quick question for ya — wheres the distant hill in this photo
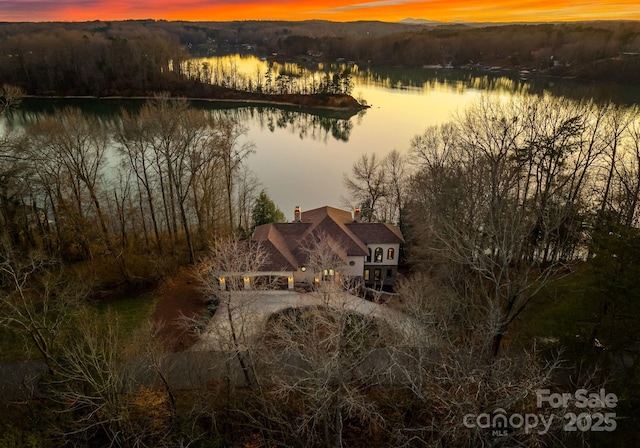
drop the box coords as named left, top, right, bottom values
left=400, top=17, right=501, bottom=28
left=400, top=18, right=543, bottom=27
left=399, top=18, right=444, bottom=26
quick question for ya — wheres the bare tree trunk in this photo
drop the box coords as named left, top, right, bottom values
left=135, top=178, right=151, bottom=252
left=141, top=162, right=163, bottom=252
left=178, top=200, right=195, bottom=264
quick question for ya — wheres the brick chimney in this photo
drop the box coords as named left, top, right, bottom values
left=294, top=206, right=302, bottom=222
left=353, top=207, right=361, bottom=222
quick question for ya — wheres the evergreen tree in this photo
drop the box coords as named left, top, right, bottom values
left=251, top=190, right=286, bottom=230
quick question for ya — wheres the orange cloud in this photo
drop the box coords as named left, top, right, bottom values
left=1, top=0, right=638, bottom=22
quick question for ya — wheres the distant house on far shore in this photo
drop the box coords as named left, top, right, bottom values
left=239, top=205, right=404, bottom=290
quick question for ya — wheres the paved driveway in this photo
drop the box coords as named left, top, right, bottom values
left=192, top=290, right=429, bottom=351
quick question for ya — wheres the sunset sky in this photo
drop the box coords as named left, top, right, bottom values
left=1, top=0, right=639, bottom=23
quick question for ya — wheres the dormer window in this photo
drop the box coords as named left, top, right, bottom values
left=374, top=247, right=383, bottom=263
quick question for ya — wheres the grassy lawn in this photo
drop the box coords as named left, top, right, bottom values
left=511, top=263, right=640, bottom=448
left=511, top=265, right=597, bottom=350
left=512, top=261, right=640, bottom=361
left=0, top=291, right=159, bottom=363
left=93, top=291, right=159, bottom=337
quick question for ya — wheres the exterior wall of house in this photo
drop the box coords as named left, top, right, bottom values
left=290, top=257, right=364, bottom=282
left=293, top=270, right=316, bottom=283
left=345, top=256, right=365, bottom=277
left=363, top=264, right=399, bottom=287
left=218, top=271, right=295, bottom=290
left=366, top=243, right=400, bottom=266
left=363, top=243, right=400, bottom=287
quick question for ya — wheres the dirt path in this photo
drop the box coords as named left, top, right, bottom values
left=152, top=267, right=206, bottom=351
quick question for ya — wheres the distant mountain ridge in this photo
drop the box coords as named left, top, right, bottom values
left=399, top=18, right=444, bottom=25
left=399, top=17, right=481, bottom=26
left=400, top=17, right=551, bottom=26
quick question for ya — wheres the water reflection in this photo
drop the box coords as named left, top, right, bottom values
left=183, top=54, right=533, bottom=97
left=11, top=97, right=360, bottom=144
left=189, top=104, right=359, bottom=143
left=184, top=54, right=640, bottom=106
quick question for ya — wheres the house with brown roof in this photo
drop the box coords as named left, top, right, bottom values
left=249, top=205, right=404, bottom=289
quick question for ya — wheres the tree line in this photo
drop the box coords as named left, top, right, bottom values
left=2, top=20, right=638, bottom=100
left=185, top=58, right=354, bottom=96
left=0, top=22, right=356, bottom=99
left=0, top=26, right=187, bottom=96
left=212, top=21, right=640, bottom=85
left=0, top=88, right=360, bottom=294
left=299, top=22, right=640, bottom=82
left=0, top=93, right=264, bottom=292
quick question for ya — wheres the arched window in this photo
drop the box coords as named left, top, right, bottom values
left=374, top=247, right=383, bottom=263
left=366, top=248, right=371, bottom=262
left=387, top=248, right=395, bottom=260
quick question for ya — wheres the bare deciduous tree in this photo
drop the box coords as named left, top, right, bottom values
left=26, top=108, right=133, bottom=280
left=387, top=272, right=570, bottom=448
left=197, top=237, right=272, bottom=389
left=380, top=149, right=408, bottom=225
left=0, top=84, right=23, bottom=115
left=406, top=94, right=596, bottom=357
left=344, top=150, right=408, bottom=225
left=0, top=256, right=84, bottom=374
left=257, top=303, right=386, bottom=448
left=343, top=152, right=388, bottom=222
left=213, top=118, right=255, bottom=232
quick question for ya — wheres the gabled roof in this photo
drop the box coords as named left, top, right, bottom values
left=346, top=222, right=405, bottom=244
left=253, top=225, right=302, bottom=271
left=258, top=240, right=297, bottom=271
left=252, top=206, right=404, bottom=272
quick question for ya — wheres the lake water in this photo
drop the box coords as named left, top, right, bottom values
left=14, top=54, right=640, bottom=221
left=240, top=82, right=477, bottom=217
left=186, top=55, right=640, bottom=219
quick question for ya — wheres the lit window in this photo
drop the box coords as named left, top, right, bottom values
left=374, top=247, right=383, bottom=263
left=387, top=248, right=395, bottom=260
left=364, top=269, right=370, bottom=281
left=323, top=268, right=335, bottom=281
left=374, top=269, right=381, bottom=281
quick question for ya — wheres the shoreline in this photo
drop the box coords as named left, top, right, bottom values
left=24, top=93, right=370, bottom=113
